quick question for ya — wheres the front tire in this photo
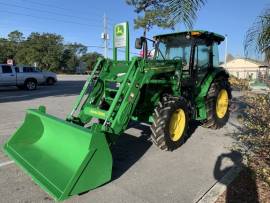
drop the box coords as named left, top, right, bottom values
left=202, top=77, right=231, bottom=129
left=150, top=96, right=190, bottom=151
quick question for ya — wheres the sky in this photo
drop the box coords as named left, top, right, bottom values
left=0, top=0, right=269, bottom=61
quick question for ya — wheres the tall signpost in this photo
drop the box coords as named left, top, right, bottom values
left=113, top=22, right=129, bottom=61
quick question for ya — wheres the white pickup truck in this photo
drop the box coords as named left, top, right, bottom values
left=0, top=64, right=45, bottom=90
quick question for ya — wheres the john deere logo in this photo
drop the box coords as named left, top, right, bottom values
left=116, top=25, right=124, bottom=36
left=114, top=23, right=127, bottom=48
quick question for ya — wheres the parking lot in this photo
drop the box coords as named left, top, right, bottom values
left=0, top=75, right=242, bottom=203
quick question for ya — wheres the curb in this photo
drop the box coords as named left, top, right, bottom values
left=195, top=157, right=248, bottom=203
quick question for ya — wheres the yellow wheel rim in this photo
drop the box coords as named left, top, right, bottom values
left=216, top=89, right=229, bottom=119
left=169, top=108, right=186, bottom=142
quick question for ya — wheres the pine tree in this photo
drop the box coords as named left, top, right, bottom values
left=126, top=0, right=173, bottom=37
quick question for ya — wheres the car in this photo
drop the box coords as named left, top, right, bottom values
left=18, top=66, right=58, bottom=85
left=0, top=64, right=45, bottom=90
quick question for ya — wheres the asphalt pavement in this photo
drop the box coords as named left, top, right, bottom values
left=0, top=75, right=243, bottom=203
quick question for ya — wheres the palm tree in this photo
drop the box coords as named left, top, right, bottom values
left=245, top=7, right=270, bottom=63
left=126, top=0, right=206, bottom=37
left=164, top=0, right=206, bottom=29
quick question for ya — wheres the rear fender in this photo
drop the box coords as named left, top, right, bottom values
left=195, top=68, right=229, bottom=120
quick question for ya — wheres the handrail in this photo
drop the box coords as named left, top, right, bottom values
left=67, top=57, right=103, bottom=120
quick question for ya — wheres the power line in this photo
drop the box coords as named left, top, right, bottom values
left=0, top=24, right=110, bottom=43
left=0, top=40, right=140, bottom=55
left=108, top=48, right=140, bottom=56
left=0, top=24, right=41, bottom=32
left=21, top=0, right=119, bottom=24
left=0, top=1, right=103, bottom=23
left=22, top=0, right=103, bottom=15
left=0, top=9, right=104, bottom=28
left=0, top=41, right=102, bottom=48
left=0, top=40, right=105, bottom=50
left=22, top=0, right=80, bottom=12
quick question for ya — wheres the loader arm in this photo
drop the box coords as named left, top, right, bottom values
left=71, top=57, right=150, bottom=142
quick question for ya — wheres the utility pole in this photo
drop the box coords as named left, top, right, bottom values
left=101, top=13, right=109, bottom=58
left=224, top=34, right=228, bottom=68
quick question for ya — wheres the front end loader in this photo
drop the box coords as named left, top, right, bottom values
left=3, top=22, right=231, bottom=201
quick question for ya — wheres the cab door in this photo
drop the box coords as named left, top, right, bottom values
left=193, top=40, right=211, bottom=85
left=0, top=65, right=16, bottom=85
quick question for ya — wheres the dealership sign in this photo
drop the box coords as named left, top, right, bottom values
left=114, top=22, right=128, bottom=48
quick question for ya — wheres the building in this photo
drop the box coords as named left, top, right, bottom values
left=222, top=58, right=269, bottom=80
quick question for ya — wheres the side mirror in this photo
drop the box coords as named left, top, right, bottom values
left=135, top=38, right=143, bottom=49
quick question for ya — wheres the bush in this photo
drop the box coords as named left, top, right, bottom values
left=238, top=93, right=270, bottom=185
left=229, top=75, right=250, bottom=91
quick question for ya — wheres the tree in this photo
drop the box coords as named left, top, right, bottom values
left=0, top=31, right=25, bottom=63
left=0, top=30, right=104, bottom=72
left=127, top=0, right=174, bottom=36
left=126, top=0, right=206, bottom=36
left=65, top=43, right=87, bottom=56
left=126, top=0, right=174, bottom=36
left=0, top=38, right=11, bottom=63
left=245, top=7, right=270, bottom=63
left=61, top=49, right=79, bottom=71
left=80, top=52, right=103, bottom=71
left=16, top=32, right=64, bottom=71
left=61, top=43, right=87, bottom=71
left=8, top=31, right=25, bottom=63
left=8, top=30, right=24, bottom=43
left=164, top=0, right=206, bottom=29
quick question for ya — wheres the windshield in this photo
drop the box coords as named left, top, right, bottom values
left=155, top=35, right=192, bottom=65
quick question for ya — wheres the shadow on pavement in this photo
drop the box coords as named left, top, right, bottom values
left=186, top=120, right=200, bottom=141
left=111, top=120, right=201, bottom=180
left=214, top=151, right=259, bottom=203
left=79, top=120, right=202, bottom=197
left=111, top=122, right=153, bottom=180
left=0, top=80, right=85, bottom=103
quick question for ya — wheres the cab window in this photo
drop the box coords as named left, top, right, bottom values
left=194, top=42, right=210, bottom=71
left=213, top=42, right=220, bottom=67
left=156, top=35, right=192, bottom=67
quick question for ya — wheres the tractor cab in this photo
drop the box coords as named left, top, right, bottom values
left=153, top=31, right=225, bottom=83
left=136, top=31, right=225, bottom=86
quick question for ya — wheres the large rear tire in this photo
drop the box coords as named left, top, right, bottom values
left=202, top=77, right=231, bottom=129
left=150, top=96, right=190, bottom=151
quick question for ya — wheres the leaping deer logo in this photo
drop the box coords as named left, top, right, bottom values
left=116, top=25, right=124, bottom=36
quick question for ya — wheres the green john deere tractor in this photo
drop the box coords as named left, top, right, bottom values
left=3, top=22, right=231, bottom=201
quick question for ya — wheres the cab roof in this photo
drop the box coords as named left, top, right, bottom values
left=154, top=30, right=225, bottom=43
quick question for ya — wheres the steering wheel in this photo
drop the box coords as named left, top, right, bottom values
left=199, top=62, right=209, bottom=69
left=172, top=56, right=182, bottom=60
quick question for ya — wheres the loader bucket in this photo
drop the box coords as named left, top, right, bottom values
left=3, top=109, right=112, bottom=201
